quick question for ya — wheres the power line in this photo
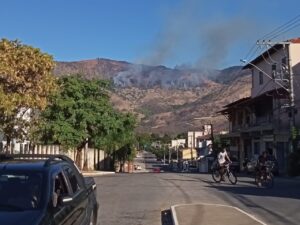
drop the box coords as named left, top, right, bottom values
left=261, top=14, right=300, bottom=40
left=269, top=22, right=300, bottom=40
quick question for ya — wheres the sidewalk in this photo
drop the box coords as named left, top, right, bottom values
left=171, top=203, right=267, bottom=225
left=82, top=171, right=115, bottom=177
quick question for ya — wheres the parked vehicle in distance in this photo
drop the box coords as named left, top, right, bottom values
left=134, top=164, right=142, bottom=170
left=0, top=154, right=98, bottom=225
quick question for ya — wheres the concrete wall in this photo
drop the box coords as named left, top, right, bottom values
left=0, top=143, right=111, bottom=171
left=251, top=47, right=289, bottom=98
left=290, top=44, right=300, bottom=128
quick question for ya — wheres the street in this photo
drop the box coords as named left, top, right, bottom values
left=95, top=160, right=300, bottom=225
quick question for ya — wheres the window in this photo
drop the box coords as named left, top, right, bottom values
left=281, top=57, right=288, bottom=76
left=251, top=69, right=254, bottom=86
left=259, top=71, right=263, bottom=85
left=0, top=171, right=44, bottom=210
left=281, top=57, right=287, bottom=67
left=272, top=64, right=277, bottom=79
left=54, top=172, right=68, bottom=197
left=64, top=167, right=80, bottom=194
left=254, top=142, right=260, bottom=155
left=237, top=111, right=243, bottom=125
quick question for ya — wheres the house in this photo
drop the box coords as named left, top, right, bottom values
left=171, top=139, right=186, bottom=149
left=188, top=125, right=213, bottom=150
left=220, top=38, right=300, bottom=173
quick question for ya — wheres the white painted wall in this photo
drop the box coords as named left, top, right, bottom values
left=171, top=139, right=186, bottom=148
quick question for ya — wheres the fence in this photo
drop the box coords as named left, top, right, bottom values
left=0, top=143, right=111, bottom=171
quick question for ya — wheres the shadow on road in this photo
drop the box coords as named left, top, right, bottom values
left=203, top=179, right=300, bottom=199
left=161, top=209, right=173, bottom=225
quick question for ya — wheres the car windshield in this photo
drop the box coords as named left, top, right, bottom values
left=0, top=171, right=45, bottom=211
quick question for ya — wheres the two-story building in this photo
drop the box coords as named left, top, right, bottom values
left=220, top=38, right=300, bottom=173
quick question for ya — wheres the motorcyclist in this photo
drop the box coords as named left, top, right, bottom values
left=256, top=151, right=268, bottom=186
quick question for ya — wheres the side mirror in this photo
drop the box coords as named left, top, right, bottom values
left=52, top=193, right=73, bottom=208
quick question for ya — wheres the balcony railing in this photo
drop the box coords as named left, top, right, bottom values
left=231, top=114, right=274, bottom=132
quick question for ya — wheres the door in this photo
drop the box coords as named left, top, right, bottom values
left=52, top=171, right=74, bottom=225
left=276, top=142, right=288, bottom=172
left=63, top=166, right=89, bottom=225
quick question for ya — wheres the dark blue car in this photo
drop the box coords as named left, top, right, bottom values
left=0, top=154, right=98, bottom=225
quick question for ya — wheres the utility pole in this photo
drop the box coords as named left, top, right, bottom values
left=168, top=146, right=171, bottom=164
left=190, top=133, right=194, bottom=160
left=176, top=144, right=178, bottom=162
left=163, top=145, right=166, bottom=165
left=287, top=42, right=296, bottom=153
left=210, top=123, right=214, bottom=144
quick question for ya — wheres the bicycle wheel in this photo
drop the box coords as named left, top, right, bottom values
left=228, top=171, right=237, bottom=184
left=212, top=169, right=221, bottom=183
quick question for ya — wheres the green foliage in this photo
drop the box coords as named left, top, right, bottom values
left=176, top=132, right=187, bottom=139
left=0, top=39, right=57, bottom=143
left=39, top=75, right=110, bottom=148
left=38, top=75, right=136, bottom=158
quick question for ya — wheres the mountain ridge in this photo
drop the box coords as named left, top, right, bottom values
left=54, top=58, right=251, bottom=134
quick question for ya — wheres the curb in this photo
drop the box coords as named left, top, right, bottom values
left=170, top=203, right=267, bottom=225
left=171, top=205, right=179, bottom=225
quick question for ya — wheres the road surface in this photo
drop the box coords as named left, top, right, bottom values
left=95, top=154, right=300, bottom=225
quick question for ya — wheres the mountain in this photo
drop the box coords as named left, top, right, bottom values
left=54, top=59, right=251, bottom=135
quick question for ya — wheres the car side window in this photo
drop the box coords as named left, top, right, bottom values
left=63, top=166, right=80, bottom=194
left=54, top=172, right=68, bottom=197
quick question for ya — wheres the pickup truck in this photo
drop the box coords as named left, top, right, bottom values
left=0, top=154, right=98, bottom=225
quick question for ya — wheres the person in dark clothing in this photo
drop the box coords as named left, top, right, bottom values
left=256, top=151, right=268, bottom=186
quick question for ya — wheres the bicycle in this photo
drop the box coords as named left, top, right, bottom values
left=255, top=161, right=274, bottom=188
left=211, top=161, right=237, bottom=184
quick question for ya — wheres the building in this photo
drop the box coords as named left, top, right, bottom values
left=188, top=125, right=213, bottom=149
left=220, top=38, right=300, bottom=173
left=171, top=139, right=186, bottom=148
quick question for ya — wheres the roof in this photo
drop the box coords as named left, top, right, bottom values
left=0, top=160, right=49, bottom=171
left=218, top=97, right=251, bottom=114
left=0, top=154, right=73, bottom=171
left=219, top=88, right=288, bottom=114
left=243, top=38, right=300, bottom=69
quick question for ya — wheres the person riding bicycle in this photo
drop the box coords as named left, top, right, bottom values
left=217, top=147, right=231, bottom=181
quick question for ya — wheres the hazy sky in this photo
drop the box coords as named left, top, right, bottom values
left=1, top=0, right=300, bottom=69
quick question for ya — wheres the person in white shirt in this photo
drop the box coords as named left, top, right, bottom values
left=217, top=147, right=231, bottom=180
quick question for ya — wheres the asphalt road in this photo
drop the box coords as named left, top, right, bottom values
left=95, top=160, right=300, bottom=225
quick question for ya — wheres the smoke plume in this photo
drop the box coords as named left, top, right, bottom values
left=140, top=0, right=260, bottom=68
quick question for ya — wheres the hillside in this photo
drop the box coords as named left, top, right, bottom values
left=54, top=59, right=251, bottom=135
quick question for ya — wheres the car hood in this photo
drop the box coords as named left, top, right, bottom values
left=0, top=210, right=43, bottom=225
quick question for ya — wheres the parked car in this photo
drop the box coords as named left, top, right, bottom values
left=0, top=154, right=98, bottom=225
left=134, top=164, right=142, bottom=170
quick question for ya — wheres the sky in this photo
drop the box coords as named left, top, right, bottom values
left=1, top=0, right=300, bottom=69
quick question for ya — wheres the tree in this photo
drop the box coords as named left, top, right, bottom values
left=39, top=75, right=136, bottom=170
left=93, top=111, right=136, bottom=171
left=0, top=39, right=57, bottom=151
left=39, top=75, right=112, bottom=168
